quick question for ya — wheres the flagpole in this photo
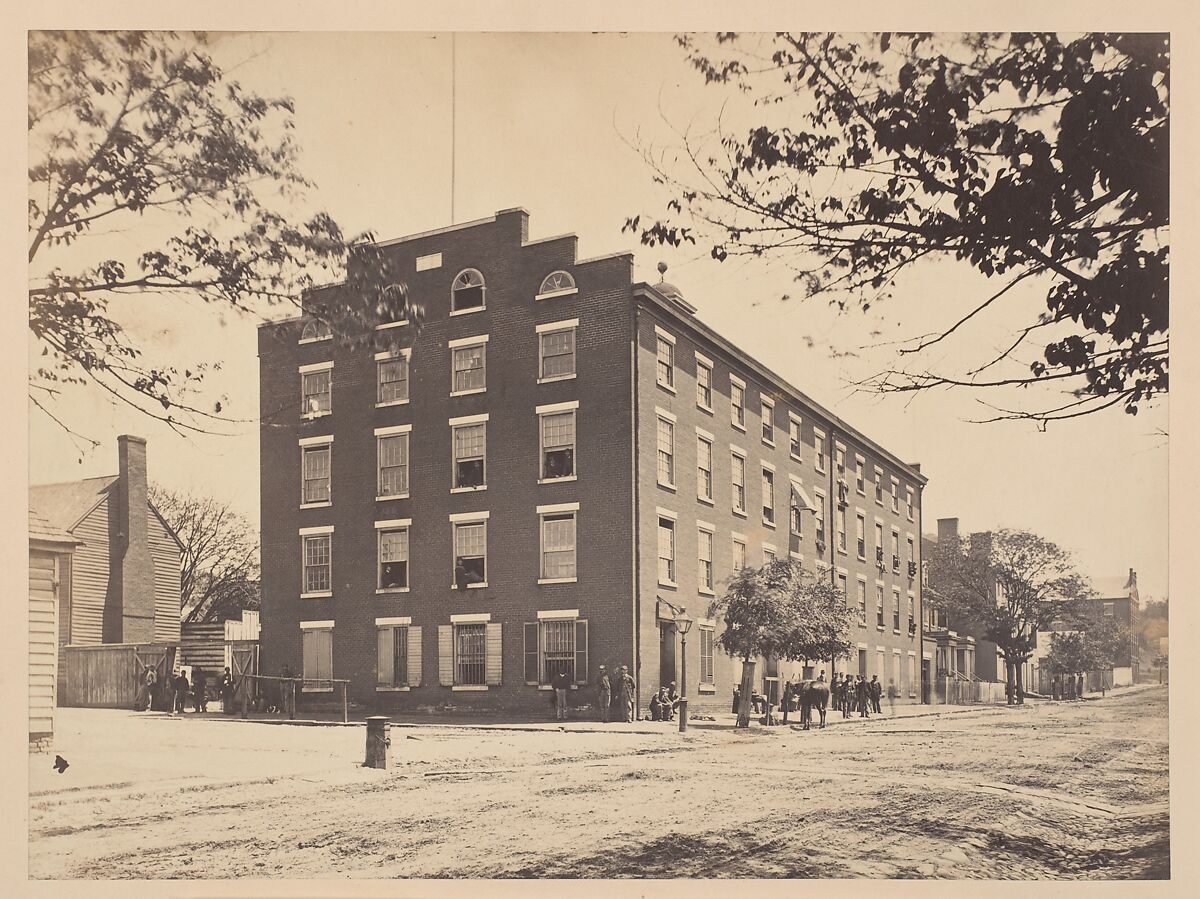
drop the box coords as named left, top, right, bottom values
left=450, top=32, right=456, bottom=225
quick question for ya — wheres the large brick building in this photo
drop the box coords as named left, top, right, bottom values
left=258, top=209, right=928, bottom=715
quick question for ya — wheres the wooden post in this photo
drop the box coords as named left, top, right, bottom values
left=288, top=680, right=296, bottom=720
left=240, top=678, right=249, bottom=718
left=340, top=681, right=348, bottom=723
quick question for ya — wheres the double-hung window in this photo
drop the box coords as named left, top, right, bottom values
left=538, top=402, right=577, bottom=480
left=893, top=589, right=902, bottom=631
left=538, top=320, right=577, bottom=381
left=857, top=579, right=868, bottom=624
left=376, top=426, right=410, bottom=499
left=656, top=412, right=676, bottom=488
left=906, top=485, right=915, bottom=521
left=657, top=512, right=677, bottom=585
left=761, top=397, right=775, bottom=445
left=762, top=465, right=775, bottom=525
left=875, top=468, right=884, bottom=505
left=451, top=416, right=487, bottom=490
left=855, top=455, right=866, bottom=494
left=891, top=477, right=901, bottom=514
left=892, top=529, right=901, bottom=573
left=788, top=415, right=802, bottom=460
left=875, top=522, right=885, bottom=565
left=524, top=615, right=588, bottom=686
left=836, top=505, right=847, bottom=553
left=655, top=328, right=675, bottom=391
left=300, top=362, right=332, bottom=418
left=376, top=351, right=410, bottom=405
left=300, top=526, right=333, bottom=597
left=377, top=524, right=410, bottom=591
left=856, top=513, right=867, bottom=560
left=300, top=439, right=331, bottom=506
left=696, top=432, right=714, bottom=503
left=451, top=337, right=487, bottom=395
left=539, top=504, right=578, bottom=582
left=697, top=526, right=715, bottom=592
left=731, top=450, right=747, bottom=515
left=696, top=354, right=713, bottom=410
left=876, top=584, right=885, bottom=628
left=732, top=535, right=747, bottom=570
left=452, top=514, right=488, bottom=587
left=814, top=428, right=827, bottom=473
left=730, top=376, right=746, bottom=429
left=814, top=492, right=827, bottom=546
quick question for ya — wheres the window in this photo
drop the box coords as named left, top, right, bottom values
left=377, top=432, right=410, bottom=498
left=656, top=416, right=675, bottom=487
left=417, top=252, right=442, bottom=272
left=301, top=367, right=332, bottom=417
left=855, top=456, right=866, bottom=494
left=538, top=324, right=576, bottom=381
left=540, top=407, right=576, bottom=480
left=761, top=398, right=775, bottom=445
left=730, top=379, right=746, bottom=429
left=875, top=468, right=884, bottom=505
left=856, top=513, right=866, bottom=560
left=377, top=354, right=409, bottom=405
left=732, top=536, right=747, bottom=570
left=378, top=527, right=409, bottom=590
left=697, top=434, right=714, bottom=502
left=539, top=270, right=576, bottom=296
left=376, top=622, right=410, bottom=687
left=656, top=333, right=675, bottom=390
left=835, top=446, right=847, bottom=480
left=762, top=468, right=776, bottom=525
left=789, top=416, right=802, bottom=460
left=300, top=318, right=331, bottom=342
left=301, top=625, right=333, bottom=682
left=454, top=520, right=487, bottom=586
left=857, top=579, right=868, bottom=623
left=302, top=534, right=331, bottom=595
left=540, top=510, right=577, bottom=580
left=877, top=584, right=885, bottom=628
left=891, top=477, right=900, bottom=513
left=452, top=421, right=487, bottom=489
left=907, top=595, right=915, bottom=633
left=875, top=522, right=885, bottom=566
left=893, top=590, right=902, bottom=631
left=907, top=537, right=916, bottom=572
left=892, top=530, right=901, bottom=573
left=836, top=505, right=847, bottom=552
left=1103, top=601, right=1115, bottom=618
left=815, top=492, right=826, bottom=546
left=452, top=268, right=485, bottom=313
left=699, top=626, right=715, bottom=687
left=838, top=573, right=848, bottom=600
left=451, top=341, right=486, bottom=394
left=524, top=617, right=588, bottom=685
left=455, top=623, right=487, bottom=685
left=301, top=444, right=331, bottom=505
left=731, top=452, right=747, bottom=514
left=814, top=428, right=826, bottom=473
left=696, top=356, right=713, bottom=410
left=906, top=485, right=915, bottom=521
left=764, top=545, right=777, bottom=564
left=789, top=490, right=803, bottom=537
left=698, top=527, right=714, bottom=592
left=658, top=516, right=676, bottom=584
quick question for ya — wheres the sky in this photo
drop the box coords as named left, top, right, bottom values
left=26, top=31, right=1170, bottom=600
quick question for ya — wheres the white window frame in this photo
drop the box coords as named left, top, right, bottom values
left=450, top=335, right=488, bottom=396
left=376, top=617, right=412, bottom=690
left=300, top=361, right=333, bottom=419
left=906, top=485, right=915, bottom=521
left=761, top=463, right=776, bottom=527
left=761, top=396, right=775, bottom=446
left=732, top=533, right=748, bottom=571
left=788, top=413, right=803, bottom=462
left=695, top=352, right=714, bottom=413
left=376, top=521, right=411, bottom=593
left=763, top=542, right=778, bottom=565
left=891, top=476, right=901, bottom=514
left=696, top=429, right=714, bottom=504
left=536, top=319, right=578, bottom=383
left=855, top=454, right=866, bottom=495
left=450, top=414, right=488, bottom=492
left=875, top=467, right=885, bottom=505
left=698, top=623, right=716, bottom=691
left=856, top=511, right=867, bottom=561
left=877, top=582, right=886, bottom=629
left=655, top=326, right=676, bottom=392
left=538, top=502, right=579, bottom=584
left=375, top=425, right=411, bottom=500
left=730, top=448, right=747, bottom=516
left=730, top=375, right=746, bottom=431
left=300, top=525, right=334, bottom=599
left=656, top=410, right=676, bottom=489
left=536, top=270, right=577, bottom=301
left=375, top=349, right=411, bottom=407
left=657, top=508, right=678, bottom=587
left=451, top=267, right=486, bottom=315
left=299, top=437, right=332, bottom=508
left=451, top=512, right=490, bottom=589
left=814, top=427, right=827, bottom=474
left=814, top=490, right=827, bottom=547
left=538, top=401, right=578, bottom=483
left=697, top=524, right=715, bottom=594
left=836, top=503, right=847, bottom=554
left=299, top=318, right=332, bottom=344
left=300, top=621, right=334, bottom=690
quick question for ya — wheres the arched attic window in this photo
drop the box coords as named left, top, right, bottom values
left=538, top=270, right=576, bottom=297
left=300, top=318, right=332, bottom=342
left=451, top=268, right=486, bottom=313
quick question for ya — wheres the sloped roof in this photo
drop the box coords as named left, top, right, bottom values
left=29, top=475, right=118, bottom=533
left=28, top=511, right=81, bottom=547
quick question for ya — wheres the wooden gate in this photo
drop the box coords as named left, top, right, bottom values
left=230, top=641, right=259, bottom=705
left=63, top=643, right=175, bottom=708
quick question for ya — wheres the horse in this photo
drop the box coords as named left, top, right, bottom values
left=796, top=679, right=830, bottom=730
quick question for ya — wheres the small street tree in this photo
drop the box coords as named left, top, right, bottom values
left=709, top=559, right=855, bottom=727
left=149, top=485, right=259, bottom=625
left=928, top=528, right=1090, bottom=703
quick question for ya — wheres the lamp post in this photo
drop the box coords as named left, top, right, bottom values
left=675, top=610, right=693, bottom=733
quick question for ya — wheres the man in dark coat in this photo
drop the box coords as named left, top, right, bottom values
left=553, top=667, right=571, bottom=720
left=173, top=670, right=190, bottom=714
left=615, top=666, right=635, bottom=722
left=870, top=675, right=882, bottom=714
left=857, top=675, right=870, bottom=718
left=596, top=666, right=611, bottom=723
left=192, top=666, right=209, bottom=713
left=220, top=667, right=235, bottom=714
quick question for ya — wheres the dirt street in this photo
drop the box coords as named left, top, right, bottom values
left=29, top=686, right=1169, bottom=879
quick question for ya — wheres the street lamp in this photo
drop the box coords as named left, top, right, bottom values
left=675, top=610, right=693, bottom=733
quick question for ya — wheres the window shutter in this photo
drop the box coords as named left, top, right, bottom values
left=377, top=627, right=393, bottom=686
left=407, top=626, right=422, bottom=687
left=574, top=619, right=589, bottom=684
left=317, top=629, right=333, bottom=681
left=486, top=622, right=503, bottom=686
left=524, top=622, right=539, bottom=685
left=302, top=630, right=316, bottom=680
left=438, top=625, right=454, bottom=686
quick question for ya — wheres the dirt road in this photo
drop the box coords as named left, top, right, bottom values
left=29, top=687, right=1169, bottom=879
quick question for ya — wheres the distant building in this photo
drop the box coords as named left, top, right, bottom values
left=29, top=435, right=183, bottom=698
left=257, top=209, right=928, bottom=715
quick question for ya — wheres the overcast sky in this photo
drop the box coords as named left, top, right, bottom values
left=27, top=31, right=1170, bottom=600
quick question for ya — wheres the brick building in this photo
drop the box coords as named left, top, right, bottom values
left=258, top=209, right=928, bottom=715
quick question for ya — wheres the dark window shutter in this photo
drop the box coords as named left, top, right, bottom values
left=574, top=619, right=589, bottom=684
left=524, top=622, right=539, bottom=684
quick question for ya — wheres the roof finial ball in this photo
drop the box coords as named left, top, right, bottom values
left=657, top=261, right=669, bottom=279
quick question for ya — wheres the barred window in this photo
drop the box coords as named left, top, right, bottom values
left=302, top=445, right=331, bottom=504
left=378, top=357, right=409, bottom=404
left=540, top=411, right=576, bottom=479
left=452, top=344, right=486, bottom=393
left=541, top=619, right=575, bottom=684
left=455, top=623, right=487, bottom=685
left=697, top=436, right=713, bottom=501
left=658, top=516, right=676, bottom=584
left=303, top=535, right=331, bottom=594
left=302, top=369, right=331, bottom=416
left=377, top=434, right=409, bottom=497
left=539, top=328, right=576, bottom=380
left=378, top=528, right=409, bottom=590
left=453, top=423, right=486, bottom=489
left=698, top=528, right=714, bottom=591
left=656, top=417, right=675, bottom=486
left=540, top=512, right=577, bottom=580
left=454, top=522, right=487, bottom=585
left=699, top=626, right=715, bottom=685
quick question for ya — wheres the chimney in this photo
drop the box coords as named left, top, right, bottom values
left=496, top=207, right=530, bottom=244
left=937, top=518, right=959, bottom=543
left=113, top=436, right=156, bottom=643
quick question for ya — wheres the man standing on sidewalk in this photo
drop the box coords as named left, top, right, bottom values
left=870, top=675, right=882, bottom=714
left=857, top=675, right=870, bottom=718
left=596, top=666, right=611, bottom=723
left=553, top=667, right=571, bottom=720
left=887, top=679, right=898, bottom=715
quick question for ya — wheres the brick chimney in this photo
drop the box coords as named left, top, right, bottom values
left=111, top=435, right=156, bottom=643
left=937, top=518, right=959, bottom=543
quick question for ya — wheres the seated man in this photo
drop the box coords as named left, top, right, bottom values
left=664, top=682, right=680, bottom=721
left=648, top=691, right=664, bottom=721
left=751, top=690, right=768, bottom=714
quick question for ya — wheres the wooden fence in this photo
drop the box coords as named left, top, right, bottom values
left=62, top=643, right=175, bottom=708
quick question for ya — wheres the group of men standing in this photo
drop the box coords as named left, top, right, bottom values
left=589, top=665, right=635, bottom=722
left=832, top=673, right=883, bottom=718
left=136, top=664, right=236, bottom=714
